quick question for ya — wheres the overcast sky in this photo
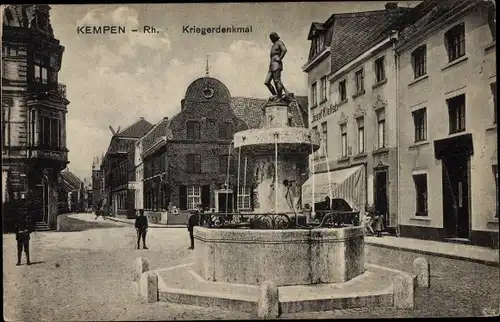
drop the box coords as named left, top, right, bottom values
left=49, top=2, right=419, bottom=180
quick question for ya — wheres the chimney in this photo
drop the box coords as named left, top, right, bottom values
left=385, top=2, right=398, bottom=10
left=163, top=116, right=168, bottom=120
left=140, top=117, right=144, bottom=120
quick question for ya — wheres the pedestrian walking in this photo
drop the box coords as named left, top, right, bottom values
left=187, top=204, right=203, bottom=250
left=14, top=193, right=34, bottom=266
left=373, top=213, right=384, bottom=237
left=94, top=203, right=102, bottom=220
left=135, top=209, right=148, bottom=249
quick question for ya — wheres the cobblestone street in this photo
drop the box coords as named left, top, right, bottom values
left=3, top=213, right=499, bottom=320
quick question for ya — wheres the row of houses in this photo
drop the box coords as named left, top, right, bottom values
left=91, top=1, right=497, bottom=248
left=91, top=76, right=308, bottom=220
left=303, top=0, right=497, bottom=248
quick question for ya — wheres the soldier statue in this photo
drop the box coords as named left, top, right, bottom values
left=265, top=32, right=289, bottom=101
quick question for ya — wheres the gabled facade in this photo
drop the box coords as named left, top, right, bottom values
left=2, top=5, right=70, bottom=230
left=396, top=0, right=497, bottom=248
left=101, top=117, right=153, bottom=216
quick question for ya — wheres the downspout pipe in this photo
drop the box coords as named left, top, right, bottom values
left=391, top=31, right=401, bottom=237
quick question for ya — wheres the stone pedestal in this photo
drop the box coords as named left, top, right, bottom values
left=233, top=99, right=320, bottom=214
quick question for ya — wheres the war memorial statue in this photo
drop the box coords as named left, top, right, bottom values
left=265, top=32, right=290, bottom=101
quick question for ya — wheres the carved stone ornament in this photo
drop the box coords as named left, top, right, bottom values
left=337, top=112, right=348, bottom=125
left=373, top=94, right=388, bottom=110
left=353, top=104, right=367, bottom=119
left=202, top=86, right=214, bottom=99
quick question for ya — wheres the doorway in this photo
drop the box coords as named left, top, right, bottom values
left=442, top=155, right=470, bottom=239
left=374, top=169, right=389, bottom=228
left=218, top=192, right=234, bottom=212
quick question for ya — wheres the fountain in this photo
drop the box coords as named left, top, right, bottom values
left=152, top=96, right=416, bottom=317
left=148, top=38, right=416, bottom=317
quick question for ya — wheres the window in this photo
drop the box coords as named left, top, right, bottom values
left=321, top=122, right=328, bottom=156
left=2, top=105, right=9, bottom=147
left=186, top=121, right=200, bottom=140
left=445, top=23, right=465, bottom=62
left=412, top=108, right=427, bottom=142
left=492, top=82, right=497, bottom=124
left=311, top=82, right=318, bottom=106
left=219, top=122, right=233, bottom=140
left=411, top=45, right=427, bottom=79
left=219, top=155, right=229, bottom=173
left=33, top=53, right=49, bottom=84
left=340, top=124, right=347, bottom=157
left=413, top=174, right=428, bottom=216
left=186, top=154, right=201, bottom=173
left=374, top=56, right=386, bottom=83
left=339, top=79, right=347, bottom=101
left=357, top=117, right=365, bottom=154
left=447, top=94, right=466, bottom=133
left=320, top=76, right=327, bottom=102
left=354, top=69, right=364, bottom=94
left=376, top=109, right=386, bottom=149
left=312, top=34, right=324, bottom=56
left=237, top=186, right=251, bottom=210
left=312, top=126, right=318, bottom=158
left=494, top=165, right=498, bottom=218
left=187, top=186, right=201, bottom=210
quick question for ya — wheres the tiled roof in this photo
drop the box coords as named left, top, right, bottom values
left=107, top=137, right=138, bottom=154
left=326, top=7, right=413, bottom=75
left=230, top=97, right=268, bottom=129
left=230, top=96, right=309, bottom=129
left=142, top=117, right=170, bottom=153
left=396, top=0, right=482, bottom=51
left=116, top=118, right=154, bottom=138
left=60, top=171, right=82, bottom=191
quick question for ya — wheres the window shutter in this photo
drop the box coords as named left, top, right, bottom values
left=250, top=184, right=255, bottom=210
left=179, top=185, right=187, bottom=210
left=219, top=123, right=224, bottom=139
left=201, top=185, right=210, bottom=209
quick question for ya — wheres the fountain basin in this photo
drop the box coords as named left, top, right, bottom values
left=233, top=127, right=320, bottom=155
left=194, top=226, right=365, bottom=286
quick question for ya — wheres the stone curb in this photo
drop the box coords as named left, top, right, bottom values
left=106, top=216, right=186, bottom=228
left=365, top=240, right=499, bottom=267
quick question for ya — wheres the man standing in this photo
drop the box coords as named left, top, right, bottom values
left=14, top=193, right=34, bottom=266
left=135, top=209, right=148, bottom=249
left=265, top=32, right=288, bottom=99
left=187, top=204, right=203, bottom=250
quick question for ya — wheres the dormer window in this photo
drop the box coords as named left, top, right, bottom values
left=311, top=33, right=324, bottom=56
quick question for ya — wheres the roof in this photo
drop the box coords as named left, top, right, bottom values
left=230, top=97, right=268, bottom=129
left=230, top=95, right=309, bottom=129
left=395, top=0, right=483, bottom=52
left=142, top=117, right=170, bottom=153
left=60, top=171, right=83, bottom=191
left=328, top=7, right=413, bottom=74
left=116, top=117, right=154, bottom=138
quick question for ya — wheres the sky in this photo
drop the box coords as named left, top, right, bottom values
left=48, top=2, right=420, bottom=180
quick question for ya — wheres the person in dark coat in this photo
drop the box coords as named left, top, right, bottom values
left=187, top=204, right=203, bottom=250
left=14, top=193, right=34, bottom=266
left=134, top=209, right=148, bottom=249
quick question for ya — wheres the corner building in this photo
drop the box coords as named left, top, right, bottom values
left=2, top=5, right=69, bottom=230
left=302, top=3, right=413, bottom=231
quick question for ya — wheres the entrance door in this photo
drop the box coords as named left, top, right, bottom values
left=218, top=192, right=233, bottom=212
left=442, top=155, right=470, bottom=239
left=374, top=170, right=389, bottom=228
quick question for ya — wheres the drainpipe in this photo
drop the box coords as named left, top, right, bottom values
left=392, top=33, right=401, bottom=238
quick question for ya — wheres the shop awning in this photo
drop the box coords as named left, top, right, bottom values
left=301, top=165, right=366, bottom=213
